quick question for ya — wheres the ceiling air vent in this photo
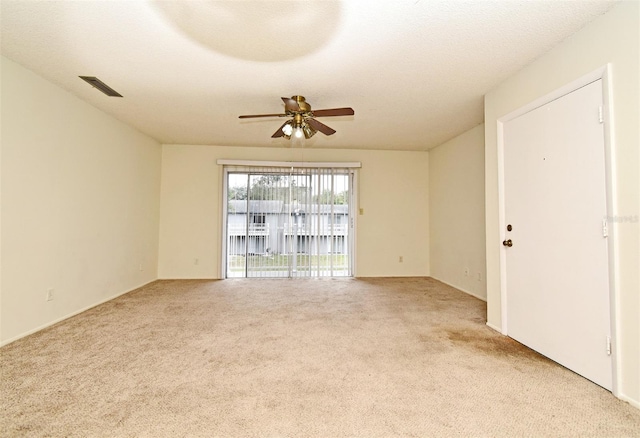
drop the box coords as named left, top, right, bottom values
left=79, top=76, right=123, bottom=97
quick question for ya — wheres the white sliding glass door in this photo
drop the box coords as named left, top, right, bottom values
left=224, top=166, right=355, bottom=278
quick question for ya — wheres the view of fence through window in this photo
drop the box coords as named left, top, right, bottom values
left=225, top=167, right=353, bottom=278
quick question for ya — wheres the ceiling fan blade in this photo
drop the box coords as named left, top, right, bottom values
left=239, top=113, right=285, bottom=119
left=281, top=97, right=301, bottom=112
left=307, top=118, right=336, bottom=136
left=311, top=107, right=354, bottom=117
left=271, top=121, right=290, bottom=138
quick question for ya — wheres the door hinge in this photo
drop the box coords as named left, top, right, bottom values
left=598, top=106, right=604, bottom=124
left=606, top=336, right=612, bottom=356
left=602, top=218, right=608, bottom=237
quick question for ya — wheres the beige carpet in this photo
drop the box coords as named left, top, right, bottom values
left=1, top=277, right=639, bottom=437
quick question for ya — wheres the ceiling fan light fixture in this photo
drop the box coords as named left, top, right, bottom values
left=282, top=122, right=293, bottom=137
left=291, top=125, right=305, bottom=148
left=302, top=123, right=317, bottom=139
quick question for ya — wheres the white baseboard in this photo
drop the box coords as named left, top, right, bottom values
left=429, top=276, right=487, bottom=302
left=0, top=279, right=157, bottom=347
left=619, top=394, right=640, bottom=410
left=485, top=321, right=504, bottom=334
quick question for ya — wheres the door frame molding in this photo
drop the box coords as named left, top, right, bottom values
left=496, top=64, right=619, bottom=396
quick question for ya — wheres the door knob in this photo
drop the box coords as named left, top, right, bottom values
left=503, top=239, right=513, bottom=247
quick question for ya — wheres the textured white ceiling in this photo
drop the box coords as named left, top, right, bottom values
left=1, top=0, right=618, bottom=151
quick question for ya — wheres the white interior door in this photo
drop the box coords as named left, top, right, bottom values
left=503, top=79, right=612, bottom=390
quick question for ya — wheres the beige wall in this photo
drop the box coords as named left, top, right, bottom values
left=158, top=145, right=429, bottom=279
left=0, top=65, right=3, bottom=339
left=429, top=124, right=486, bottom=300
left=484, top=2, right=639, bottom=406
left=1, top=56, right=162, bottom=344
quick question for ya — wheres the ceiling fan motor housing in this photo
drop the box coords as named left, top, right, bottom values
left=291, top=95, right=311, bottom=113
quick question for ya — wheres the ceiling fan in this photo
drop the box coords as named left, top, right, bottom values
left=239, top=96, right=354, bottom=142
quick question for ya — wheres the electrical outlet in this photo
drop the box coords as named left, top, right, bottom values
left=464, top=267, right=470, bottom=276
left=46, top=289, right=54, bottom=301
left=139, top=263, right=143, bottom=271
left=399, top=256, right=404, bottom=263
left=359, top=208, right=364, bottom=215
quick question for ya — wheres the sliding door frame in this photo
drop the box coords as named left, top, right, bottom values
left=219, top=160, right=360, bottom=279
